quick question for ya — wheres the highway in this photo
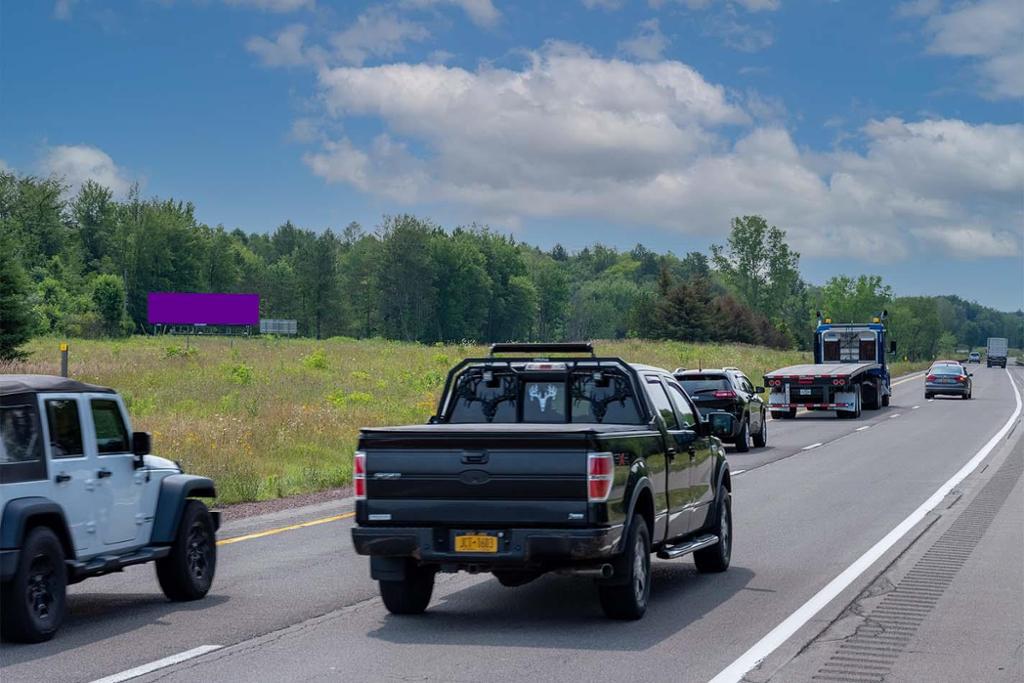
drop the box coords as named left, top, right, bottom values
left=2, top=365, right=1021, bottom=683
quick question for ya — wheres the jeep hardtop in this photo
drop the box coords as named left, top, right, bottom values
left=0, top=374, right=219, bottom=642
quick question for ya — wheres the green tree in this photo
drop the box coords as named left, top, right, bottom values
left=711, top=215, right=801, bottom=322
left=92, top=274, right=128, bottom=336
left=819, top=274, right=892, bottom=323
left=0, top=232, right=35, bottom=360
left=652, top=276, right=714, bottom=342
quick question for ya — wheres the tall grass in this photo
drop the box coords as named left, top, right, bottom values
left=6, top=337, right=928, bottom=504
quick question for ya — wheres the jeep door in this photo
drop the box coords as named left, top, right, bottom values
left=40, top=394, right=97, bottom=555
left=665, top=381, right=716, bottom=533
left=644, top=375, right=695, bottom=541
left=86, top=394, right=145, bottom=547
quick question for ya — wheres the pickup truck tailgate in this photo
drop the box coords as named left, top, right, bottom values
left=358, top=425, right=595, bottom=527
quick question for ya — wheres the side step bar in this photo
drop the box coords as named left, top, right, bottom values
left=657, top=534, right=719, bottom=560
left=67, top=545, right=172, bottom=581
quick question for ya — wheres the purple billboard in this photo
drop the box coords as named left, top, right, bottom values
left=147, top=293, right=260, bottom=326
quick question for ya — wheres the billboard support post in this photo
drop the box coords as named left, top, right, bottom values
left=59, top=342, right=69, bottom=377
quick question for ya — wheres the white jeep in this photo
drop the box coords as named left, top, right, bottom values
left=0, top=375, right=219, bottom=643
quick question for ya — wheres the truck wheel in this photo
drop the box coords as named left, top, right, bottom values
left=694, top=490, right=732, bottom=574
left=379, top=562, right=436, bottom=615
left=598, top=514, right=650, bottom=620
left=752, top=413, right=767, bottom=448
left=734, top=418, right=751, bottom=452
left=863, top=382, right=880, bottom=410
left=882, top=393, right=890, bottom=407
left=156, top=500, right=217, bottom=602
left=0, top=527, right=67, bottom=643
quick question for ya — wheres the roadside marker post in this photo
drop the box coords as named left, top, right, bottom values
left=60, top=342, right=69, bottom=377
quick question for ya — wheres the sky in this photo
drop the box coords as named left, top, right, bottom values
left=1, top=0, right=1022, bottom=311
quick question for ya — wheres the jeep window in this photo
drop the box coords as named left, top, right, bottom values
left=645, top=377, right=679, bottom=430
left=45, top=399, right=85, bottom=458
left=0, top=403, right=43, bottom=464
left=679, top=376, right=730, bottom=395
left=665, top=382, right=697, bottom=428
left=91, top=399, right=130, bottom=454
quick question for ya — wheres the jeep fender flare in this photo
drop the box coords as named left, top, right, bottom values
left=150, top=474, right=217, bottom=545
left=0, top=497, right=76, bottom=562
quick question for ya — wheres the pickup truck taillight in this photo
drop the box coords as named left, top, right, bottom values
left=354, top=451, right=366, bottom=500
left=588, top=452, right=614, bottom=502
left=714, top=390, right=737, bottom=399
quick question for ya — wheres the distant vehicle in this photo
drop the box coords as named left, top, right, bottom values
left=763, top=313, right=895, bottom=419
left=987, top=337, right=1008, bottom=368
left=674, top=368, right=766, bottom=452
left=968, top=351, right=981, bottom=364
left=925, top=364, right=973, bottom=400
left=1, top=376, right=219, bottom=643
left=351, top=343, right=736, bottom=621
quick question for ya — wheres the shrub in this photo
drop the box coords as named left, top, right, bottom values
left=302, top=348, right=329, bottom=370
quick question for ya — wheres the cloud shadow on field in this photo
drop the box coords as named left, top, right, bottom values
left=369, top=563, right=755, bottom=652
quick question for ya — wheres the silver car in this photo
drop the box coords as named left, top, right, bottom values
left=924, top=363, right=973, bottom=400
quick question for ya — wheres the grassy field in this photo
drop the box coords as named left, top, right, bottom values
left=6, top=337, right=928, bottom=504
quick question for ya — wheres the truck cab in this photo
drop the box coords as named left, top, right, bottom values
left=814, top=318, right=893, bottom=393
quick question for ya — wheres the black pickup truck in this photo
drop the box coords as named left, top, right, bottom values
left=351, top=343, right=736, bottom=620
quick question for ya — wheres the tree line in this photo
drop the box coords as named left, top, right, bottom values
left=1, top=171, right=1021, bottom=361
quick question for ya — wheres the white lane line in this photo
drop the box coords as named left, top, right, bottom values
left=855, top=426, right=871, bottom=432
left=928, top=399, right=935, bottom=402
left=891, top=372, right=926, bottom=387
left=708, top=368, right=1022, bottom=683
left=802, top=442, right=822, bottom=451
left=889, top=413, right=901, bottom=419
left=733, top=469, right=747, bottom=475
left=912, top=405, right=920, bottom=410
left=89, top=645, right=222, bottom=683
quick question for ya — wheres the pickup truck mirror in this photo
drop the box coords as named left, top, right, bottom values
left=755, top=386, right=765, bottom=394
left=131, top=431, right=151, bottom=468
left=889, top=340, right=897, bottom=354
left=707, top=412, right=735, bottom=439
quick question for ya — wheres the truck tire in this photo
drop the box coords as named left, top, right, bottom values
left=863, top=382, right=880, bottom=410
left=598, top=514, right=650, bottom=620
left=694, top=490, right=732, bottom=574
left=752, top=413, right=767, bottom=448
left=156, top=500, right=217, bottom=602
left=882, top=392, right=890, bottom=407
left=0, top=527, right=67, bottom=643
left=772, top=407, right=797, bottom=420
left=379, top=562, right=436, bottom=615
left=734, top=418, right=751, bottom=452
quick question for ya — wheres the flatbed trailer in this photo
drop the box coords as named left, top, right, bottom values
left=764, top=317, right=895, bottom=419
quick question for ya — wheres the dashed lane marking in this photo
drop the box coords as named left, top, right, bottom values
left=732, top=469, right=747, bottom=476
left=216, top=512, right=355, bottom=546
left=802, top=442, right=823, bottom=451
left=912, top=405, right=920, bottom=410
left=855, top=426, right=871, bottom=432
left=890, top=413, right=901, bottom=419
left=89, top=645, right=223, bottom=683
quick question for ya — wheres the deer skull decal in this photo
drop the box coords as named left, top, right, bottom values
left=529, top=384, right=559, bottom=413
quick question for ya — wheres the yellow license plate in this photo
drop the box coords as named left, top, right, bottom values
left=454, top=534, right=498, bottom=553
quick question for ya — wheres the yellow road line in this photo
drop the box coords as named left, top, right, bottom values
left=216, top=511, right=355, bottom=546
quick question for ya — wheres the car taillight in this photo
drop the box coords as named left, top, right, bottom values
left=958, top=375, right=967, bottom=383
left=587, top=452, right=614, bottom=502
left=354, top=451, right=366, bottom=500
left=926, top=374, right=936, bottom=382
left=714, top=390, right=736, bottom=398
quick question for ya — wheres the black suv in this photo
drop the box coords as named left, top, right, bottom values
left=674, top=368, right=766, bottom=452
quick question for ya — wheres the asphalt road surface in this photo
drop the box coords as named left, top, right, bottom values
left=2, top=366, right=1021, bottom=683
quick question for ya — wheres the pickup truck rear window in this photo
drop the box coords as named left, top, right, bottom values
left=447, top=368, right=642, bottom=424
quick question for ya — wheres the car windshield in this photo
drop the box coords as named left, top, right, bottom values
left=678, top=377, right=731, bottom=395
left=447, top=367, right=643, bottom=424
left=930, top=365, right=963, bottom=375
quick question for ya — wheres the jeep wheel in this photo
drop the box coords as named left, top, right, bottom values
left=379, top=561, right=436, bottom=614
left=752, top=414, right=767, bottom=448
left=598, top=514, right=650, bottom=620
left=156, top=500, right=217, bottom=601
left=734, top=418, right=751, bottom=452
left=694, top=490, right=732, bottom=574
left=1, top=527, right=67, bottom=643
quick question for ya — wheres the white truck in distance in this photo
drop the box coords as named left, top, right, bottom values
left=986, top=337, right=1008, bottom=368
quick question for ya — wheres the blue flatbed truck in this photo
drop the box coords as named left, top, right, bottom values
left=764, top=314, right=896, bottom=419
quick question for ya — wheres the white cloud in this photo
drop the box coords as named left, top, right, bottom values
left=246, top=24, right=310, bottom=67
left=583, top=0, right=626, bottom=9
left=53, top=0, right=77, bottom=20
left=651, top=0, right=780, bottom=12
left=618, top=19, right=670, bottom=60
left=895, top=0, right=941, bottom=18
left=705, top=8, right=774, bottom=52
left=302, top=46, right=1022, bottom=262
left=223, top=0, right=313, bottom=12
left=331, top=8, right=430, bottom=66
left=0, top=159, right=9, bottom=173
left=923, top=0, right=1024, bottom=98
left=39, top=145, right=133, bottom=198
left=403, top=0, right=500, bottom=28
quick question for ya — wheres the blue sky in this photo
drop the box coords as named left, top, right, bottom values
left=2, top=0, right=1022, bottom=310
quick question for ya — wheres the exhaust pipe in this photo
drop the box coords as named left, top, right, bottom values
left=558, top=563, right=614, bottom=579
